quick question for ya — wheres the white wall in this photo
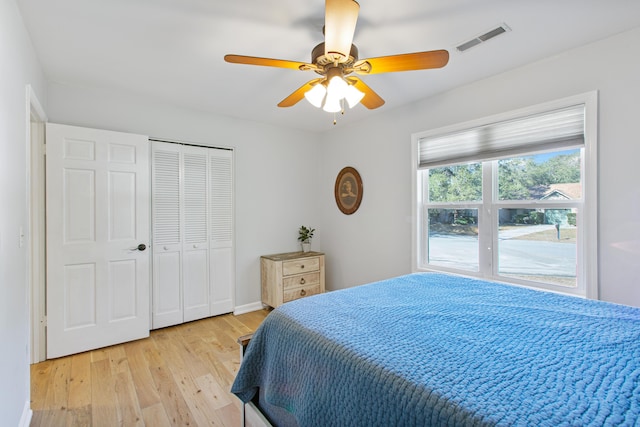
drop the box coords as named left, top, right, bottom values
left=0, top=0, right=47, bottom=424
left=319, top=26, right=640, bottom=307
left=46, top=82, right=322, bottom=308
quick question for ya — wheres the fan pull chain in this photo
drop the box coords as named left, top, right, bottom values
left=331, top=100, right=347, bottom=125
left=333, top=99, right=346, bottom=125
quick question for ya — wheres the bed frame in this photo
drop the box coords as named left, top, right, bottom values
left=237, top=334, right=273, bottom=427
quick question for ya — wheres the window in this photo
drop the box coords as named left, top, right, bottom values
left=412, top=93, right=598, bottom=298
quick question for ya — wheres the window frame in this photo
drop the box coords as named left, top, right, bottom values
left=411, top=92, right=598, bottom=298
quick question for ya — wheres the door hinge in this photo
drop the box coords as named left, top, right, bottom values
left=41, top=315, right=47, bottom=327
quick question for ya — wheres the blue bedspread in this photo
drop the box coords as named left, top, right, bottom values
left=231, top=273, right=640, bottom=426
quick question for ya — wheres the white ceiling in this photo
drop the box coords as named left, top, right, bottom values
left=17, top=0, right=640, bottom=133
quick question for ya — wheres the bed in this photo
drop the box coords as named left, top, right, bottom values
left=231, top=272, right=640, bottom=426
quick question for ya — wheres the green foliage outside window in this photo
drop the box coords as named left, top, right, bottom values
left=428, top=164, right=482, bottom=202
left=512, top=211, right=545, bottom=224
left=428, top=150, right=580, bottom=203
left=498, top=152, right=580, bottom=200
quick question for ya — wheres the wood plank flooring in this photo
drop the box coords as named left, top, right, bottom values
left=30, top=309, right=270, bottom=427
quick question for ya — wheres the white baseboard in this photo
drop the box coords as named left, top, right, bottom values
left=19, top=400, right=32, bottom=427
left=234, top=301, right=266, bottom=316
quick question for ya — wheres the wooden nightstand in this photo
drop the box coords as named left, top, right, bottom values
left=260, top=251, right=325, bottom=308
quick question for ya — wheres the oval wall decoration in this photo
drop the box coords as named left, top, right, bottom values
left=334, top=166, right=363, bottom=215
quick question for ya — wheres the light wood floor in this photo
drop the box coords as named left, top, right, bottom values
left=30, top=309, right=270, bottom=427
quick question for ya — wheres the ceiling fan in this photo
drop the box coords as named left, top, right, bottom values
left=224, top=0, right=449, bottom=115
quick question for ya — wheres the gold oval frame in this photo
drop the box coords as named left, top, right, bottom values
left=334, top=166, right=363, bottom=215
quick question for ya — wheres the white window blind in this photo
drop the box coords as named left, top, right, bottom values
left=418, top=105, right=585, bottom=169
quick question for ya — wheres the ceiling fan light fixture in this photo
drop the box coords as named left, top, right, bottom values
left=304, top=83, right=327, bottom=108
left=327, top=74, right=349, bottom=99
left=344, top=84, right=364, bottom=108
left=305, top=69, right=364, bottom=111
left=322, top=93, right=342, bottom=113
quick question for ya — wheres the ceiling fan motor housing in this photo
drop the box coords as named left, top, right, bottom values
left=312, top=42, right=359, bottom=73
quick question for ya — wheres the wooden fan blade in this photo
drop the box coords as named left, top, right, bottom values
left=224, top=54, right=310, bottom=71
left=347, top=77, right=385, bottom=109
left=324, top=0, right=360, bottom=61
left=355, top=49, right=449, bottom=75
left=278, top=79, right=324, bottom=108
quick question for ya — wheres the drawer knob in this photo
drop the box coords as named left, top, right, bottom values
left=300, top=278, right=306, bottom=284
left=300, top=289, right=307, bottom=296
left=301, top=264, right=305, bottom=269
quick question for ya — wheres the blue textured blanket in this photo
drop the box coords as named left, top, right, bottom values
left=232, top=273, right=640, bottom=426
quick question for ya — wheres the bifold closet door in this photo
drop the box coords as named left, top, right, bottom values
left=209, top=149, right=234, bottom=315
left=151, top=141, right=234, bottom=329
left=152, top=142, right=183, bottom=329
left=182, top=146, right=211, bottom=322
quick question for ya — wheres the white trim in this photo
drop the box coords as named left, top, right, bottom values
left=27, top=84, right=46, bottom=121
left=26, top=84, right=47, bottom=365
left=18, top=400, right=32, bottom=427
left=582, top=90, right=599, bottom=300
left=410, top=139, right=420, bottom=272
left=234, top=302, right=266, bottom=316
left=149, top=136, right=235, bottom=152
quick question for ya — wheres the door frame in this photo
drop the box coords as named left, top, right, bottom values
left=26, top=85, right=47, bottom=363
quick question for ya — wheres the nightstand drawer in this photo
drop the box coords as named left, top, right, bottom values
left=283, top=284, right=322, bottom=303
left=282, top=257, right=320, bottom=276
left=283, top=272, right=320, bottom=290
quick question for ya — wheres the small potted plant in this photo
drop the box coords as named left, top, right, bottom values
left=298, top=225, right=315, bottom=252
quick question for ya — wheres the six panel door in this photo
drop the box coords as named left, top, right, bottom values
left=46, top=123, right=150, bottom=358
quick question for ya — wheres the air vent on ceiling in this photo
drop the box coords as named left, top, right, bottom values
left=456, top=23, right=511, bottom=53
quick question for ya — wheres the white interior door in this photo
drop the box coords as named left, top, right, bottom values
left=46, top=123, right=150, bottom=359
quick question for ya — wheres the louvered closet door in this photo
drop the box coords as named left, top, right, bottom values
left=210, top=149, right=234, bottom=315
left=152, top=142, right=183, bottom=329
left=182, top=146, right=211, bottom=322
left=151, top=142, right=234, bottom=329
